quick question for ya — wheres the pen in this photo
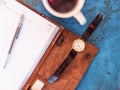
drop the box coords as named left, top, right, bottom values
left=16, top=14, right=24, bottom=39
left=4, top=14, right=24, bottom=68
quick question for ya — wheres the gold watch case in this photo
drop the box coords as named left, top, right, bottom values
left=72, top=38, right=85, bottom=52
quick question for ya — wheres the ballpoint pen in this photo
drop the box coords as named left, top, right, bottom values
left=4, top=14, right=24, bottom=68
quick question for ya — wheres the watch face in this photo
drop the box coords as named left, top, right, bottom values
left=72, top=39, right=85, bottom=52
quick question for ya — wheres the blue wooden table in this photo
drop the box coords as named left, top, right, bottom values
left=23, top=0, right=120, bottom=90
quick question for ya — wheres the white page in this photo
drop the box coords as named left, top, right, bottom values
left=0, top=0, right=59, bottom=90
left=0, top=6, right=21, bottom=69
left=0, top=0, right=4, bottom=5
left=0, top=0, right=7, bottom=7
left=0, top=0, right=3, bottom=5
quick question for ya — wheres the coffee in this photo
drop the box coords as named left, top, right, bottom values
left=48, top=0, right=78, bottom=13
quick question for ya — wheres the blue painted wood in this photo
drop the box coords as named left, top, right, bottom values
left=23, top=0, right=120, bottom=90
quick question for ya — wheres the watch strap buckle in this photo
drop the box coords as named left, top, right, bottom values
left=97, top=11, right=105, bottom=19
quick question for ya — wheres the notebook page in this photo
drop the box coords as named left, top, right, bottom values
left=0, top=0, right=59, bottom=90
left=0, top=17, right=59, bottom=90
left=0, top=0, right=3, bottom=5
left=0, top=6, right=21, bottom=69
left=0, top=0, right=4, bottom=5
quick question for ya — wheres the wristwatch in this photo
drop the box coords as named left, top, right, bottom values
left=48, top=12, right=105, bottom=83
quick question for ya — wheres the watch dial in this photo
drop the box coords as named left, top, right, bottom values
left=72, top=39, right=85, bottom=52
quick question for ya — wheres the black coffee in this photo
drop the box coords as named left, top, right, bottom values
left=48, top=0, right=78, bottom=13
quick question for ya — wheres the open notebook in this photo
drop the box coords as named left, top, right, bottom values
left=0, top=0, right=59, bottom=90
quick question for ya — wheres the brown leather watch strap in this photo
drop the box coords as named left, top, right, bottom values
left=48, top=49, right=77, bottom=83
left=82, top=12, right=105, bottom=40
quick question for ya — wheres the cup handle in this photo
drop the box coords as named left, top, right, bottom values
left=73, top=12, right=87, bottom=25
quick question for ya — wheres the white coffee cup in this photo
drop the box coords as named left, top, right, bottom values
left=42, top=0, right=86, bottom=25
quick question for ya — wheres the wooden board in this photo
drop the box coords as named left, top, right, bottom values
left=23, top=29, right=98, bottom=90
left=16, top=1, right=99, bottom=90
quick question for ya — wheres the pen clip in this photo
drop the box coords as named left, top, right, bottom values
left=16, top=14, right=24, bottom=39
